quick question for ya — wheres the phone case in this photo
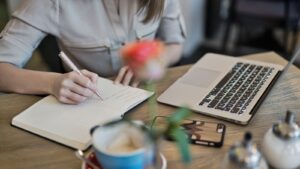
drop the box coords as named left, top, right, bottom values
left=151, top=116, right=226, bottom=147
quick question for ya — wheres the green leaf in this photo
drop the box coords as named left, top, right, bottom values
left=170, top=128, right=191, bottom=164
left=151, top=107, right=192, bottom=164
left=168, top=107, right=191, bottom=125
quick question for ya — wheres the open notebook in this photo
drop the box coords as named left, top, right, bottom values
left=11, top=77, right=153, bottom=150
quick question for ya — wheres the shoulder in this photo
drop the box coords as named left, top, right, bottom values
left=163, top=0, right=180, bottom=12
left=14, top=0, right=59, bottom=12
left=162, top=0, right=181, bottom=17
left=12, top=0, right=59, bottom=19
left=164, top=0, right=180, bottom=8
left=11, top=0, right=60, bottom=34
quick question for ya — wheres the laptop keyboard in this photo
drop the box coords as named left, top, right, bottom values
left=199, top=62, right=274, bottom=114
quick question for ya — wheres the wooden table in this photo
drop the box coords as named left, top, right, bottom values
left=1, top=52, right=300, bottom=169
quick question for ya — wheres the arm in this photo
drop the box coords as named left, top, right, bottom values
left=0, top=1, right=101, bottom=104
left=0, top=19, right=98, bottom=104
left=157, top=0, right=186, bottom=66
left=0, top=62, right=99, bottom=104
left=162, top=43, right=183, bottom=66
left=0, top=63, right=58, bottom=94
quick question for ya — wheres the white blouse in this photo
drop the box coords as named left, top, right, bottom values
left=0, top=0, right=186, bottom=77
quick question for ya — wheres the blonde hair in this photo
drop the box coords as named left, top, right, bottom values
left=138, top=0, right=165, bottom=23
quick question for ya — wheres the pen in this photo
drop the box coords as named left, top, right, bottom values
left=58, top=51, right=103, bottom=100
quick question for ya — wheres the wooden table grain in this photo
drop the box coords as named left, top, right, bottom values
left=1, top=52, right=300, bottom=169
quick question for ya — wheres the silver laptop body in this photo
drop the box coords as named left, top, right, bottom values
left=158, top=52, right=299, bottom=125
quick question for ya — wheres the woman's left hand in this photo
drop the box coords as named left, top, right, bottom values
left=114, top=66, right=140, bottom=87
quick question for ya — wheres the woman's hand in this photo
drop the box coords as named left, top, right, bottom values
left=51, top=69, right=98, bottom=104
left=114, top=66, right=140, bottom=87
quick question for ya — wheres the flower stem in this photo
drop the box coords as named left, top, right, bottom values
left=146, top=82, right=157, bottom=123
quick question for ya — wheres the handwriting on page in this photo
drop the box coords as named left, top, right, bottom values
left=92, top=78, right=125, bottom=100
left=89, top=77, right=152, bottom=111
left=106, top=87, right=151, bottom=111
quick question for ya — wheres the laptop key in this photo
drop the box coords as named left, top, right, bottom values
left=216, top=106, right=225, bottom=111
left=208, top=99, right=219, bottom=108
left=231, top=107, right=240, bottom=113
left=199, top=99, right=210, bottom=106
left=224, top=107, right=231, bottom=111
left=239, top=108, right=246, bottom=115
left=215, top=71, right=235, bottom=89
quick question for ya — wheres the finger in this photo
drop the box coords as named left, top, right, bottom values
left=131, top=78, right=140, bottom=88
left=122, top=70, right=134, bottom=86
left=114, top=66, right=129, bottom=84
left=69, top=72, right=92, bottom=88
left=63, top=89, right=87, bottom=103
left=69, top=83, right=94, bottom=97
left=81, top=69, right=98, bottom=83
left=58, top=96, right=78, bottom=105
left=59, top=88, right=87, bottom=104
left=61, top=78, right=93, bottom=97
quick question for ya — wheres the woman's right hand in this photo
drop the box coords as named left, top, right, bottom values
left=50, top=70, right=98, bottom=104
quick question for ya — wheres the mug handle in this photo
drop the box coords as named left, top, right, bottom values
left=90, top=125, right=101, bottom=136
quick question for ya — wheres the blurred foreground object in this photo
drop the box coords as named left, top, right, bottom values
left=221, top=132, right=268, bottom=169
left=121, top=40, right=165, bottom=81
left=262, top=110, right=300, bottom=169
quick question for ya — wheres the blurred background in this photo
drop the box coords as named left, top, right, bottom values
left=0, top=0, right=300, bottom=72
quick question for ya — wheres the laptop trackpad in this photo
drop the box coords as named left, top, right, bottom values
left=180, top=68, right=221, bottom=88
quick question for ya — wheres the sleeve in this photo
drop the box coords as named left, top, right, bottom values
left=156, top=0, right=187, bottom=44
left=12, top=0, right=59, bottom=35
left=0, top=19, right=47, bottom=67
left=0, top=0, right=59, bottom=67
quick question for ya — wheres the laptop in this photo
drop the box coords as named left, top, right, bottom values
left=158, top=51, right=300, bottom=125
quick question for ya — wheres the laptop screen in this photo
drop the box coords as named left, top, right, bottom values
left=271, top=48, right=300, bottom=91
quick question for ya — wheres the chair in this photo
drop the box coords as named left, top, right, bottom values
left=220, top=0, right=300, bottom=58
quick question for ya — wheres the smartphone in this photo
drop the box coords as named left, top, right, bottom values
left=151, top=116, right=226, bottom=147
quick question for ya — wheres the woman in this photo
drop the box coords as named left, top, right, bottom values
left=0, top=0, right=186, bottom=104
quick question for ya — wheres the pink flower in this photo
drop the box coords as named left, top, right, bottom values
left=121, top=40, right=165, bottom=81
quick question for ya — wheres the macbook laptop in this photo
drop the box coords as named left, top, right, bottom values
left=158, top=51, right=300, bottom=125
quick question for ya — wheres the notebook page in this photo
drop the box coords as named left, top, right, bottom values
left=95, top=77, right=153, bottom=111
left=12, top=77, right=153, bottom=149
left=12, top=96, right=122, bottom=149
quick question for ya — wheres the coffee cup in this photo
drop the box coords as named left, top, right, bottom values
left=91, top=120, right=155, bottom=169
